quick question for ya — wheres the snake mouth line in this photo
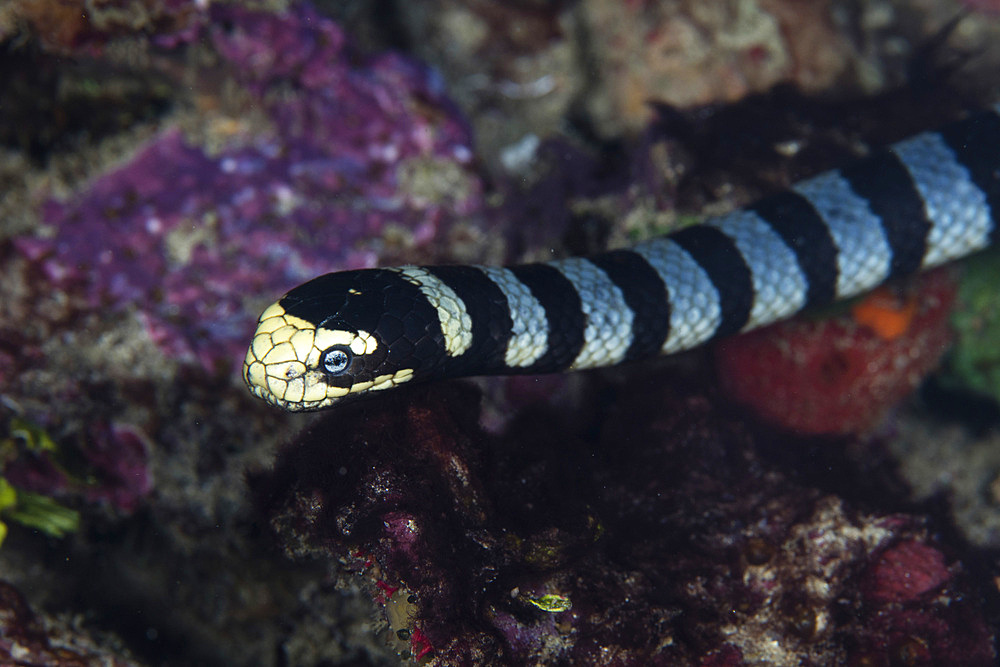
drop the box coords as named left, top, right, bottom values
left=243, top=299, right=416, bottom=410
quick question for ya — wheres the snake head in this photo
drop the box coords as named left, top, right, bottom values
left=243, top=270, right=427, bottom=411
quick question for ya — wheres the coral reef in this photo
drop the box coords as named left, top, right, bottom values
left=14, top=1, right=483, bottom=374
left=0, top=579, right=140, bottom=666
left=252, top=379, right=995, bottom=665
left=2, top=418, right=151, bottom=515
left=2, top=2, right=484, bottom=664
left=714, top=268, right=957, bottom=434
left=393, top=0, right=1000, bottom=160
left=0, top=0, right=202, bottom=54
left=887, top=406, right=1000, bottom=550
left=0, top=1, right=998, bottom=666
left=962, top=0, right=1000, bottom=15
left=941, top=248, right=1000, bottom=404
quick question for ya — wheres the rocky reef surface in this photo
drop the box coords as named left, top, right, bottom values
left=1, top=1, right=999, bottom=665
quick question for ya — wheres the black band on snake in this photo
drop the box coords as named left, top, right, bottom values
left=244, top=106, right=1000, bottom=412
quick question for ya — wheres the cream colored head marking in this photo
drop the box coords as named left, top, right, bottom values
left=243, top=301, right=414, bottom=411
left=394, top=266, right=473, bottom=357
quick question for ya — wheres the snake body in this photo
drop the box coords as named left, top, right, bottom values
left=245, top=106, right=1000, bottom=412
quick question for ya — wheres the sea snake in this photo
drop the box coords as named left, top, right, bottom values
left=244, top=105, right=1000, bottom=412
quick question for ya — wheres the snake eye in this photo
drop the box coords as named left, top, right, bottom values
left=321, top=346, right=352, bottom=376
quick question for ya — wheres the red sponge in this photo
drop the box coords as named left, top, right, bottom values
left=715, top=269, right=957, bottom=435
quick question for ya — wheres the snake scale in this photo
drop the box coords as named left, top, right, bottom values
left=245, top=105, right=1000, bottom=412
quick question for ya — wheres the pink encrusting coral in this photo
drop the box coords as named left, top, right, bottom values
left=15, top=2, right=482, bottom=374
left=864, top=540, right=951, bottom=604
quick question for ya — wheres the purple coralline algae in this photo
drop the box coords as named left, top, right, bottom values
left=15, top=2, right=481, bottom=374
